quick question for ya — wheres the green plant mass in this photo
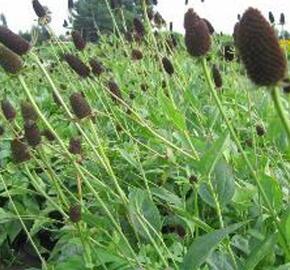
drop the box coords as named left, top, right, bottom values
left=0, top=1, right=290, bottom=269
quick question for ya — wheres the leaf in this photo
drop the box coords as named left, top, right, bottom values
left=158, top=91, right=186, bottom=131
left=151, top=187, right=183, bottom=209
left=198, top=158, right=235, bottom=208
left=198, top=133, right=230, bottom=176
left=243, top=234, right=276, bottom=270
left=0, top=208, right=15, bottom=224
left=260, top=174, right=283, bottom=211
left=128, top=188, right=161, bottom=241
left=180, top=222, right=245, bottom=270
left=55, top=255, right=85, bottom=270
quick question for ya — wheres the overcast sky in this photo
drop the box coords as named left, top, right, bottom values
left=0, top=0, right=289, bottom=35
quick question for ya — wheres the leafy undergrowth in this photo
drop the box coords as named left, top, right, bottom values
left=0, top=17, right=290, bottom=270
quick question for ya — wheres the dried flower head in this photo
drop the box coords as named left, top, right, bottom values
left=212, top=64, right=223, bottom=88
left=68, top=0, right=74, bottom=10
left=89, top=59, right=105, bottom=76
left=69, top=204, right=81, bottom=223
left=256, top=124, right=266, bottom=136
left=280, top=13, right=285, bottom=25
left=0, top=44, right=23, bottom=74
left=223, top=44, right=235, bottom=61
left=70, top=92, right=91, bottom=119
left=32, top=0, right=46, bottom=18
left=0, top=26, right=31, bottom=55
left=63, top=54, right=90, bottom=78
left=24, top=120, right=42, bottom=147
left=268, top=11, right=275, bottom=24
left=21, top=101, right=38, bottom=122
left=69, top=137, right=81, bottom=155
left=237, top=7, right=286, bottom=86
left=184, top=9, right=211, bottom=57
left=1, top=99, right=16, bottom=121
left=133, top=17, right=145, bottom=37
left=107, top=80, right=123, bottom=103
left=162, top=57, right=174, bottom=75
left=11, top=138, right=31, bottom=163
left=131, top=49, right=143, bottom=60
left=71, top=31, right=86, bottom=51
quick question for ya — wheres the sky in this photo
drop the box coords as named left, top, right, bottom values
left=0, top=0, right=289, bottom=35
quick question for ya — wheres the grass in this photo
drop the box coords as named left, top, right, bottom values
left=0, top=3, right=290, bottom=270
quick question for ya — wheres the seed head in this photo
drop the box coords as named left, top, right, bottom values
left=184, top=9, right=211, bottom=57
left=32, top=0, right=46, bottom=18
left=133, top=17, right=145, bottom=37
left=0, top=26, right=31, bottom=55
left=1, top=99, right=16, bottom=121
left=21, top=101, right=38, bottom=122
left=280, top=13, right=285, bottom=25
left=69, top=137, right=81, bottom=155
left=89, top=59, right=105, bottom=76
left=162, top=57, right=174, bottom=75
left=71, top=31, right=86, bottom=51
left=69, top=92, right=91, bottom=119
left=256, top=124, right=266, bottom=136
left=68, top=0, right=74, bottom=10
left=107, top=80, right=123, bottom=103
left=131, top=49, right=143, bottom=60
left=268, top=11, right=275, bottom=24
left=212, top=64, right=223, bottom=88
left=63, top=54, right=90, bottom=78
left=223, top=44, right=235, bottom=61
left=24, top=120, right=42, bottom=147
left=0, top=44, right=23, bottom=74
left=237, top=8, right=286, bottom=86
left=69, top=204, right=81, bottom=223
left=11, top=139, right=31, bottom=164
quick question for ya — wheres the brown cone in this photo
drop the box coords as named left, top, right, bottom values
left=133, top=18, right=145, bottom=37
left=131, top=49, right=143, bottom=60
left=0, top=44, right=23, bottom=74
left=212, top=64, right=223, bottom=88
left=0, top=26, right=31, bottom=56
left=71, top=31, right=86, bottom=51
left=70, top=92, right=91, bottom=119
left=69, top=137, right=81, bottom=155
left=237, top=8, right=286, bottom=86
left=69, top=204, right=81, bottom=223
left=24, top=120, right=42, bottom=147
left=89, top=59, right=105, bottom=76
left=32, top=0, right=46, bottom=18
left=162, top=57, right=174, bottom=75
left=63, top=54, right=90, bottom=78
left=11, top=139, right=31, bottom=164
left=107, top=80, right=123, bottom=103
left=1, top=99, right=16, bottom=121
left=21, top=101, right=38, bottom=122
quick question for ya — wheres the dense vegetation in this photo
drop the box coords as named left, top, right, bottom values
left=0, top=1, right=290, bottom=269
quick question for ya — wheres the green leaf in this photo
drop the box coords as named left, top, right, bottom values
left=180, top=222, right=245, bottom=270
left=158, top=91, right=186, bottom=131
left=260, top=174, right=283, bottom=211
left=243, top=234, right=276, bottom=270
left=0, top=208, right=15, bottom=224
left=198, top=158, right=235, bottom=208
left=198, top=133, right=230, bottom=176
left=128, top=188, right=161, bottom=241
left=55, top=255, right=85, bottom=270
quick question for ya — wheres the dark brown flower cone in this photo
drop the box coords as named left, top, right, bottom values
left=203, top=18, right=215, bottom=35
left=256, top=124, right=266, bottom=136
left=185, top=19, right=211, bottom=57
left=0, top=26, right=31, bottom=55
left=237, top=8, right=287, bottom=86
left=212, top=64, right=223, bottom=88
left=107, top=80, right=123, bottom=103
left=223, top=44, right=235, bottom=61
left=63, top=54, right=90, bottom=78
left=0, top=44, right=23, bottom=74
left=24, top=120, right=42, bottom=147
left=133, top=17, right=145, bottom=37
left=21, top=101, right=38, bottom=122
left=184, top=9, right=211, bottom=56
left=69, top=204, right=81, bottom=223
left=69, top=92, right=91, bottom=119
left=131, top=49, right=143, bottom=60
left=169, top=22, right=173, bottom=31
left=1, top=99, right=16, bottom=121
left=268, top=11, right=275, bottom=24
left=280, top=13, right=285, bottom=25
left=71, top=31, right=86, bottom=51
left=11, top=138, right=31, bottom=164
left=42, top=129, right=55, bottom=141
left=32, top=0, right=46, bottom=18
left=162, top=57, right=174, bottom=75
left=68, top=0, right=74, bottom=10
left=69, top=137, right=81, bottom=155
left=89, top=59, right=105, bottom=76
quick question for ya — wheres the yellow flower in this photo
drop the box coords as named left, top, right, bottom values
left=279, top=39, right=290, bottom=51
